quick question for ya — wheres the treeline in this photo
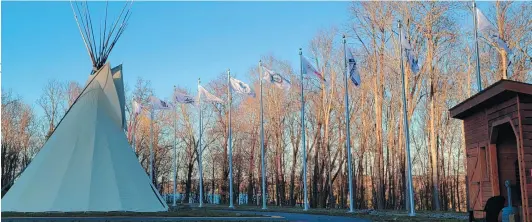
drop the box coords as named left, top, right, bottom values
left=2, top=1, right=531, bottom=211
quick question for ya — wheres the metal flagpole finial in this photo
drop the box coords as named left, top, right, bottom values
left=299, top=48, right=302, bottom=55
left=398, top=20, right=402, bottom=28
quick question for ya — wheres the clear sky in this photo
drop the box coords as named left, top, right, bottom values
left=2, top=1, right=352, bottom=110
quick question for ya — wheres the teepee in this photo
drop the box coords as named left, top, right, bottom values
left=1, top=1, right=168, bottom=212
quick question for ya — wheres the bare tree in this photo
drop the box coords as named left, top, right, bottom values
left=37, top=79, right=65, bottom=139
left=1, top=90, right=41, bottom=196
left=65, top=81, right=82, bottom=107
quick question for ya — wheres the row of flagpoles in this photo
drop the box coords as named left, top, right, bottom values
left=129, top=4, right=510, bottom=214
left=130, top=41, right=362, bottom=211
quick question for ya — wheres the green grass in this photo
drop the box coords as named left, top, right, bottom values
left=2, top=208, right=255, bottom=218
left=206, top=204, right=467, bottom=221
left=1, top=204, right=467, bottom=221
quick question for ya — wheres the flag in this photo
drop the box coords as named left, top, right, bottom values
left=262, top=66, right=291, bottom=90
left=174, top=90, right=196, bottom=104
left=149, top=96, right=173, bottom=110
left=230, top=77, right=255, bottom=97
left=198, top=85, right=223, bottom=103
left=476, top=8, right=511, bottom=54
left=406, top=50, right=420, bottom=74
left=301, top=56, right=325, bottom=81
left=346, top=47, right=361, bottom=86
left=400, top=28, right=420, bottom=74
left=133, top=100, right=142, bottom=115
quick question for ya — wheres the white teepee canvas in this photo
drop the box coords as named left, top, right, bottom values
left=1, top=64, right=168, bottom=212
left=111, top=64, right=127, bottom=130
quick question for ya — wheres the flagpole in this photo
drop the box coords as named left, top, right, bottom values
left=472, top=1, right=482, bottom=92
left=399, top=20, right=415, bottom=217
left=198, top=78, right=204, bottom=208
left=150, top=106, right=154, bottom=184
left=259, top=60, right=267, bottom=210
left=300, top=48, right=309, bottom=211
left=227, top=69, right=235, bottom=209
left=343, top=35, right=355, bottom=213
left=132, top=111, right=137, bottom=154
left=173, top=86, right=178, bottom=208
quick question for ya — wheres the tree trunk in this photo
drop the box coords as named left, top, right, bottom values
left=222, top=138, right=229, bottom=204
left=247, top=136, right=256, bottom=205
left=185, top=162, right=193, bottom=202
left=374, top=32, right=385, bottom=210
left=312, top=125, right=322, bottom=208
left=495, top=1, right=508, bottom=80
left=429, top=66, right=441, bottom=211
left=289, top=153, right=297, bottom=206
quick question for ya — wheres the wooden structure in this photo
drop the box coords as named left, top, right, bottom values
left=450, top=80, right=532, bottom=221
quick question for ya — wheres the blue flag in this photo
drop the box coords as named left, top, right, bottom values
left=346, top=47, right=361, bottom=86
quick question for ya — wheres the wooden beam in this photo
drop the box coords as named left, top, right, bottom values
left=489, top=143, right=500, bottom=196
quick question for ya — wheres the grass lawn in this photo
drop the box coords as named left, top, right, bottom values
left=1, top=204, right=468, bottom=221
left=206, top=204, right=467, bottom=221
left=1, top=207, right=256, bottom=218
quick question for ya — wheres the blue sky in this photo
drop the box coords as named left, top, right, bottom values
left=2, top=1, right=352, bottom=109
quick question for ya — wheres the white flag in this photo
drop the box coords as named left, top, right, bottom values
left=400, top=28, right=420, bottom=74
left=400, top=28, right=412, bottom=50
left=133, top=100, right=142, bottom=115
left=198, top=85, right=223, bottom=103
left=262, top=66, right=291, bottom=90
left=346, top=47, right=361, bottom=86
left=476, top=8, right=492, bottom=34
left=301, top=56, right=325, bottom=81
left=476, top=8, right=511, bottom=54
left=230, top=77, right=255, bottom=97
left=149, top=96, right=173, bottom=110
left=174, top=90, right=196, bottom=104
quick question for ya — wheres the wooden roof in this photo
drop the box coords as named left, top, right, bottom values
left=450, top=80, right=532, bottom=119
